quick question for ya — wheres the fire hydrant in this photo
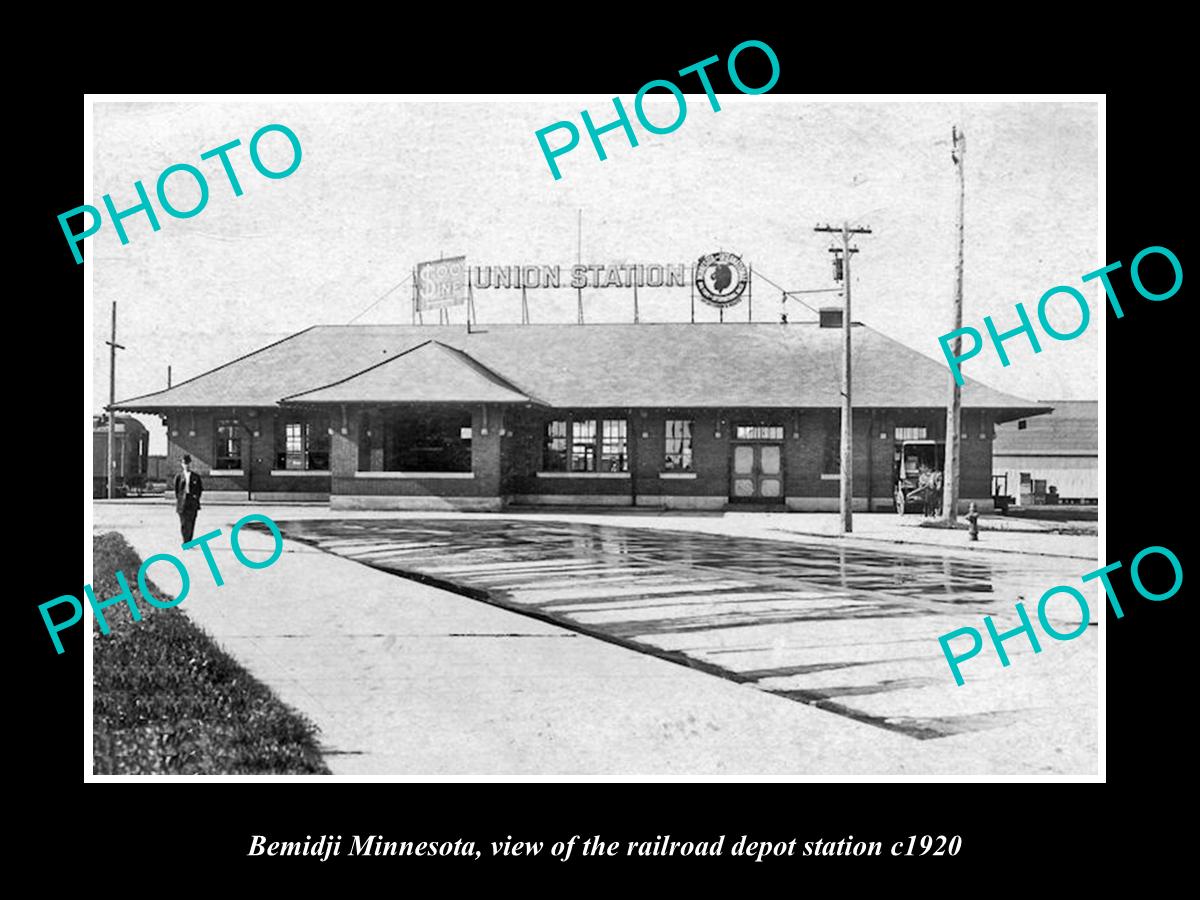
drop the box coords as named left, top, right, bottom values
left=967, top=501, right=980, bottom=541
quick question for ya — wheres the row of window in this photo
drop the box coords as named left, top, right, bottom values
left=207, top=418, right=936, bottom=474
left=538, top=419, right=856, bottom=474
left=214, top=418, right=331, bottom=471
left=541, top=418, right=701, bottom=472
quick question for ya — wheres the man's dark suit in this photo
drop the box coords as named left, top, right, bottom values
left=174, top=470, right=204, bottom=543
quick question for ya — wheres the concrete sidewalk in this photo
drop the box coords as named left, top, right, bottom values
left=91, top=504, right=1069, bottom=777
left=757, top=513, right=1098, bottom=561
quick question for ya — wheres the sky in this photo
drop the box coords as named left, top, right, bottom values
left=89, top=98, right=1099, bottom=455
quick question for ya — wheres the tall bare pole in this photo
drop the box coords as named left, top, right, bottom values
left=815, top=221, right=872, bottom=533
left=412, top=266, right=420, bottom=325
left=576, top=209, right=584, bottom=324
left=943, top=126, right=966, bottom=522
left=690, top=266, right=695, bottom=323
left=105, top=301, right=125, bottom=499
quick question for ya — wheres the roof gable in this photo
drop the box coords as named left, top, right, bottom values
left=281, top=341, right=532, bottom=405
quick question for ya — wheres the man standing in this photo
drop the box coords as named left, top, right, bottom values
left=174, top=454, right=204, bottom=543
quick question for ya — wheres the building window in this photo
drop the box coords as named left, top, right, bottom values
left=1017, top=419, right=1028, bottom=430
left=214, top=419, right=242, bottom=470
left=571, top=419, right=597, bottom=472
left=540, top=416, right=630, bottom=473
left=275, top=417, right=330, bottom=470
left=544, top=420, right=568, bottom=471
left=734, top=425, right=784, bottom=441
left=664, top=419, right=694, bottom=471
left=822, top=427, right=840, bottom=475
left=601, top=419, right=628, bottom=472
left=895, top=426, right=928, bottom=441
left=284, top=422, right=305, bottom=468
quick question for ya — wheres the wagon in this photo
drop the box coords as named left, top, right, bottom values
left=893, top=439, right=945, bottom=515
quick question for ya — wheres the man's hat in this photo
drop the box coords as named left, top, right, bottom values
left=182, top=453, right=192, bottom=464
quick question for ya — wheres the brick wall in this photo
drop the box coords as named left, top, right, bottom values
left=499, top=406, right=998, bottom=507
left=162, top=404, right=998, bottom=508
left=330, top=404, right=501, bottom=499
left=164, top=408, right=333, bottom=497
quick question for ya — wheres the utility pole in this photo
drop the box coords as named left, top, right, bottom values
left=105, top=301, right=125, bottom=499
left=943, top=126, right=966, bottom=523
left=815, top=221, right=872, bottom=533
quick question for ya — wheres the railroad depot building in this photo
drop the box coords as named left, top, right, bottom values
left=113, top=322, right=1046, bottom=512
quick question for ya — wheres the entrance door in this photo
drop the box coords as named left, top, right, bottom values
left=730, top=443, right=783, bottom=500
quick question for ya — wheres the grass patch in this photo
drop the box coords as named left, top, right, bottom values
left=92, top=531, right=330, bottom=775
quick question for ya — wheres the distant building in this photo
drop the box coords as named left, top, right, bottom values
left=93, top=414, right=150, bottom=498
left=113, top=322, right=1048, bottom=512
left=992, top=400, right=1097, bottom=505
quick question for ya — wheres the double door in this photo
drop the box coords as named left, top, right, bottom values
left=731, top=443, right=783, bottom=500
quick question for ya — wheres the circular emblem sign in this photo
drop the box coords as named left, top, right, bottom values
left=695, top=251, right=749, bottom=308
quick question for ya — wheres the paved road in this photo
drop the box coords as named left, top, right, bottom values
left=275, top=518, right=1096, bottom=745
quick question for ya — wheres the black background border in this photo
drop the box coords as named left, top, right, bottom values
left=20, top=25, right=1186, bottom=885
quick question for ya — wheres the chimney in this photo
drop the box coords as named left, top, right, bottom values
left=819, top=307, right=843, bottom=328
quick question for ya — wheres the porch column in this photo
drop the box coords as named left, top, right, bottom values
left=473, top=404, right=503, bottom=496
left=368, top=409, right=384, bottom=472
left=330, top=404, right=357, bottom=478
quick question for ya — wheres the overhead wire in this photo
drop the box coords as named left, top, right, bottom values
left=346, top=271, right=414, bottom=324
left=750, top=268, right=831, bottom=316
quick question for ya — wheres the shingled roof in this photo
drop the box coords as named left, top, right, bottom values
left=113, top=323, right=1046, bottom=418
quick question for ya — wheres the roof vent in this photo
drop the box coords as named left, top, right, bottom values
left=819, top=307, right=843, bottom=328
